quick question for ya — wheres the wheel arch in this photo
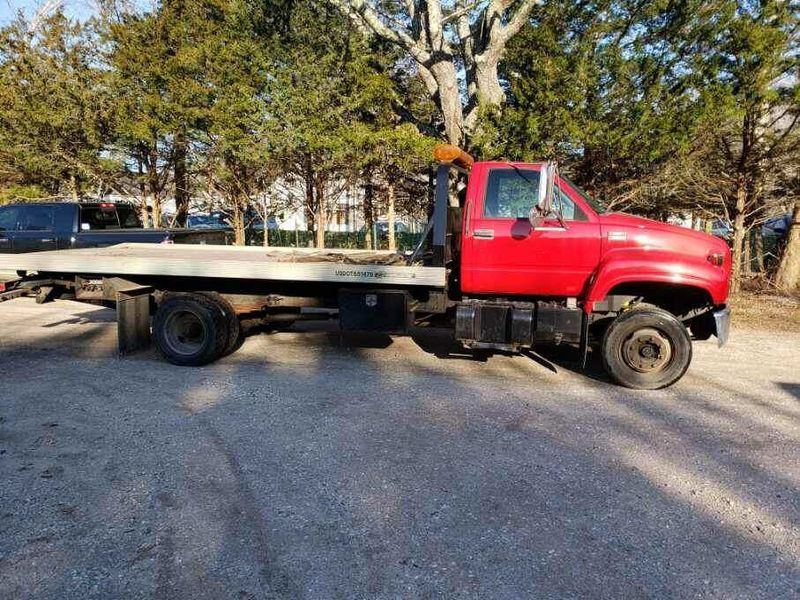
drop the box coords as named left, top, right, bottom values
left=599, top=281, right=714, bottom=319
left=584, top=250, right=728, bottom=314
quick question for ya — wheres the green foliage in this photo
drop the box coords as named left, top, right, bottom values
left=479, top=0, right=720, bottom=204
left=0, top=14, right=115, bottom=197
left=0, top=184, right=51, bottom=204
left=2, top=0, right=793, bottom=274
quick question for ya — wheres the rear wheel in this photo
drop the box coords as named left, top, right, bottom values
left=601, top=306, right=692, bottom=389
left=196, top=292, right=242, bottom=356
left=153, top=294, right=229, bottom=366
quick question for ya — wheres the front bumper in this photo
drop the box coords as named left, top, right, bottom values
left=713, top=306, right=731, bottom=346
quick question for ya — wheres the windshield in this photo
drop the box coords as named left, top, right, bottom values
left=564, top=178, right=607, bottom=214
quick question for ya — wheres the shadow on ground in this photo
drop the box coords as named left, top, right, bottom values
left=0, top=303, right=798, bottom=599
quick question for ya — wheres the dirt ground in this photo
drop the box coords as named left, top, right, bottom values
left=730, top=291, right=800, bottom=332
left=0, top=297, right=798, bottom=599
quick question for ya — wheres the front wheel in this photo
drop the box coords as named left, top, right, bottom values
left=601, top=306, right=692, bottom=389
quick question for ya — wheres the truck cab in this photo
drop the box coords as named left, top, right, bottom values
left=459, top=161, right=730, bottom=308
left=436, top=148, right=731, bottom=389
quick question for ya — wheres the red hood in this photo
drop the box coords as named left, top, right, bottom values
left=600, top=212, right=728, bottom=248
left=585, top=212, right=732, bottom=306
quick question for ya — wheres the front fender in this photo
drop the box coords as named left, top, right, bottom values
left=585, top=248, right=729, bottom=311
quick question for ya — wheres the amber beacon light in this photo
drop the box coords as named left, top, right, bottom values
left=433, top=144, right=475, bottom=170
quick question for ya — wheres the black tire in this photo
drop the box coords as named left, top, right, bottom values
left=601, top=306, right=692, bottom=389
left=153, top=294, right=229, bottom=366
left=196, top=292, right=242, bottom=356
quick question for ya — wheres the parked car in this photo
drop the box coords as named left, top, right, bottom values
left=0, top=202, right=231, bottom=253
left=359, top=220, right=410, bottom=237
left=762, top=213, right=791, bottom=237
left=187, top=214, right=230, bottom=229
left=709, top=214, right=791, bottom=242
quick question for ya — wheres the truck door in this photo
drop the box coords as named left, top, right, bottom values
left=461, top=166, right=601, bottom=297
left=11, top=205, right=57, bottom=253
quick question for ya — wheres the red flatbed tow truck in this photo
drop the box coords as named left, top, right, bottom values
left=0, top=146, right=731, bottom=389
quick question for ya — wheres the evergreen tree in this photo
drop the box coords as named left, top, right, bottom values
left=0, top=13, right=114, bottom=199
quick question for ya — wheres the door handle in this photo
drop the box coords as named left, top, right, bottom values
left=40, top=238, right=55, bottom=243
left=474, top=229, right=494, bottom=239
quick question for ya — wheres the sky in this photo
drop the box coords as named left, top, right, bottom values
left=0, top=0, right=97, bottom=26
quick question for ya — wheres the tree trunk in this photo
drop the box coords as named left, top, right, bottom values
left=231, top=200, right=246, bottom=246
left=315, top=178, right=325, bottom=249
left=430, top=61, right=465, bottom=147
left=729, top=179, right=747, bottom=294
left=363, top=167, right=375, bottom=250
left=753, top=227, right=765, bottom=273
left=147, top=145, right=162, bottom=228
left=464, top=52, right=504, bottom=133
left=387, top=179, right=396, bottom=251
left=137, top=157, right=149, bottom=227
left=69, top=174, right=79, bottom=201
left=742, top=231, right=751, bottom=276
left=173, top=131, right=189, bottom=227
left=304, top=153, right=315, bottom=234
left=262, top=200, right=270, bottom=248
left=775, top=202, right=800, bottom=291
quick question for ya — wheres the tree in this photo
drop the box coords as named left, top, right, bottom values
left=774, top=163, right=800, bottom=291
left=105, top=0, right=220, bottom=226
left=687, top=0, right=798, bottom=291
left=329, top=0, right=541, bottom=147
left=267, top=1, right=435, bottom=248
left=106, top=9, right=178, bottom=226
left=0, top=13, right=115, bottom=199
left=478, top=0, right=720, bottom=206
left=198, top=3, right=276, bottom=246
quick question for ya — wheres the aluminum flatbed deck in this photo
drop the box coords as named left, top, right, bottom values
left=0, top=243, right=447, bottom=287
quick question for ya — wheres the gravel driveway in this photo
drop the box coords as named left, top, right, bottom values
left=0, top=298, right=798, bottom=599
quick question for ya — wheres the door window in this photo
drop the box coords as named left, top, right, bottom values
left=0, top=206, right=20, bottom=231
left=483, top=168, right=540, bottom=218
left=18, top=205, right=54, bottom=231
left=483, top=169, right=588, bottom=221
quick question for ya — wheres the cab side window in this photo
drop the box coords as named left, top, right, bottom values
left=0, top=206, right=20, bottom=231
left=18, top=206, right=54, bottom=231
left=483, top=168, right=540, bottom=218
left=553, top=189, right=588, bottom=222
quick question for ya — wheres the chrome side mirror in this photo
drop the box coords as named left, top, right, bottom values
left=536, top=161, right=557, bottom=215
left=530, top=161, right=557, bottom=228
left=528, top=206, right=544, bottom=229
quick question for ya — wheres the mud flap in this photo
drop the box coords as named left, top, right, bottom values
left=117, top=286, right=153, bottom=354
